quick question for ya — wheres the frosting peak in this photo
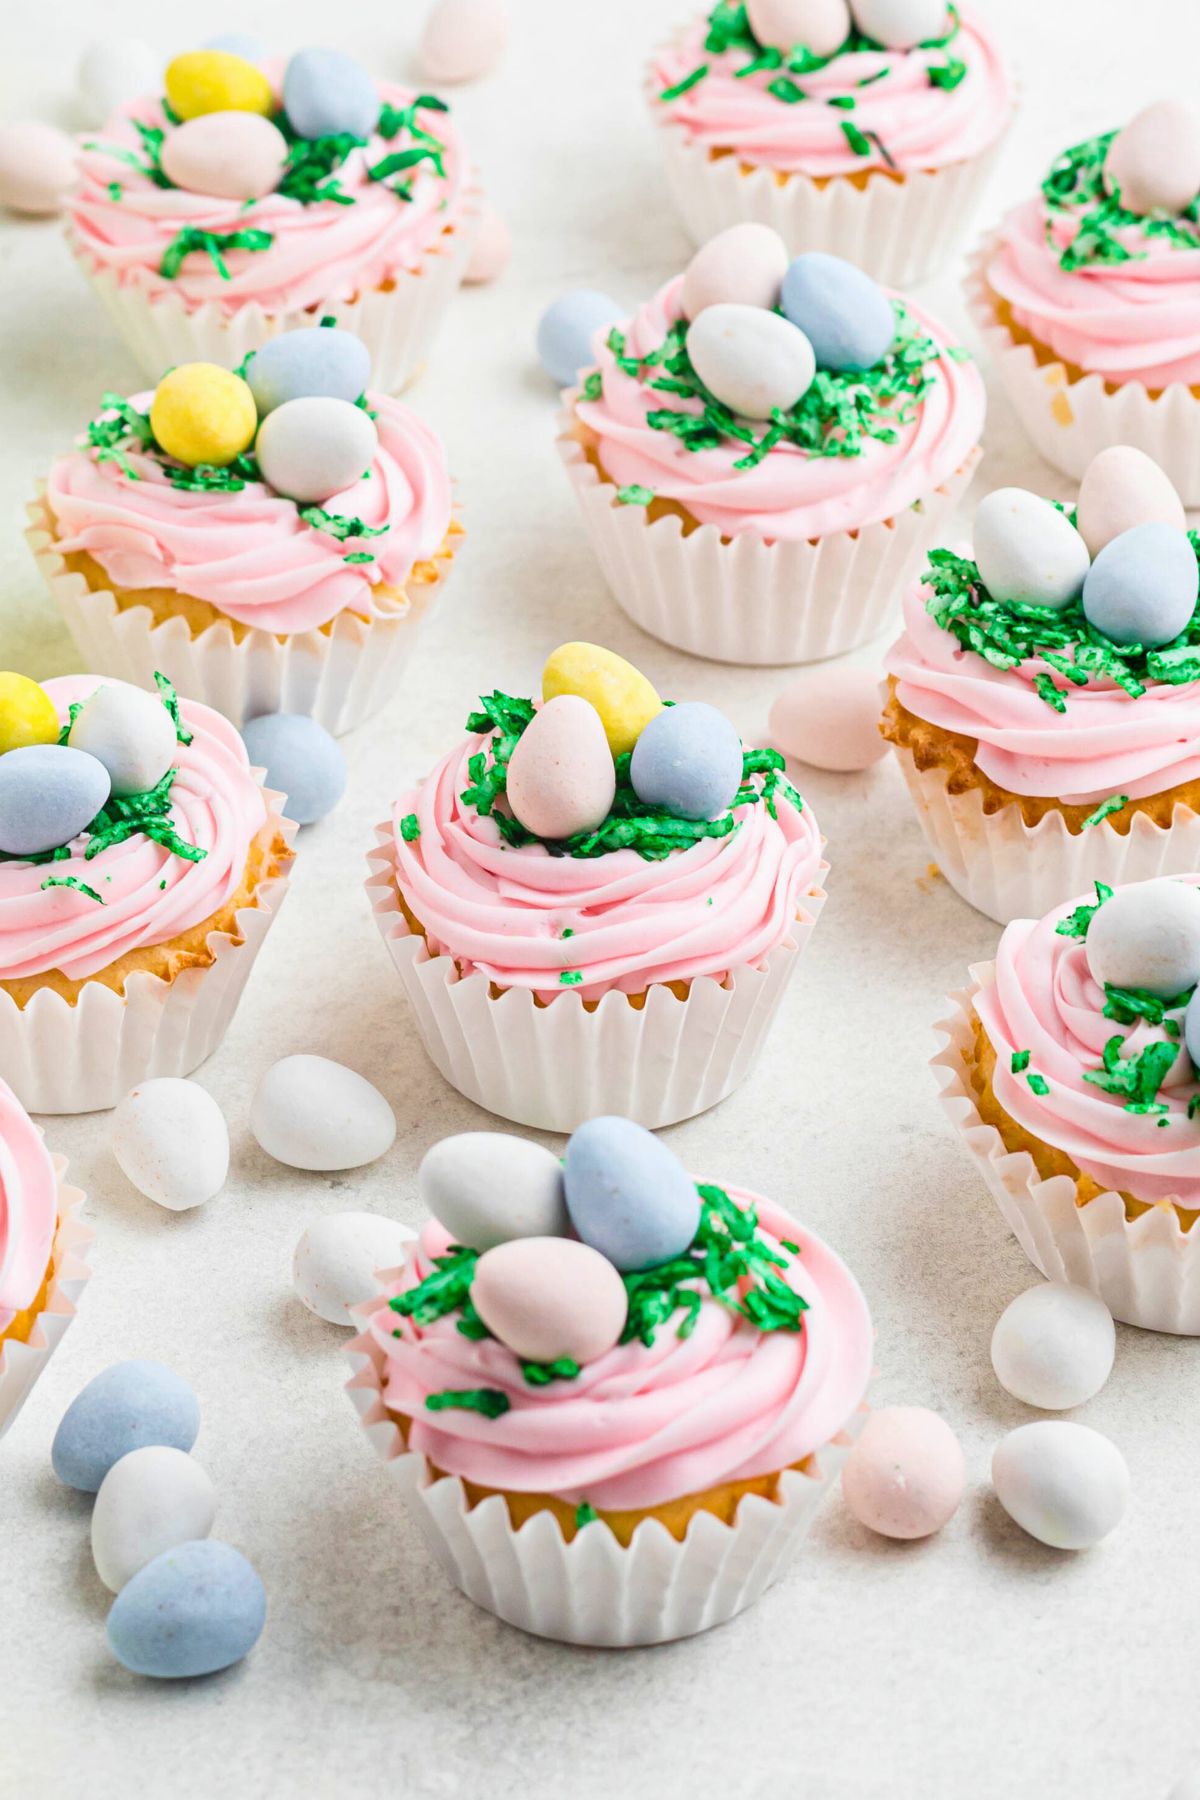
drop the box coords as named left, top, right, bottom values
left=0, top=1080, right=56, bottom=1335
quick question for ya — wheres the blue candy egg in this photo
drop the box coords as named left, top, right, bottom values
left=0, top=744, right=110, bottom=858
left=203, top=32, right=265, bottom=62
left=629, top=702, right=743, bottom=821
left=563, top=1116, right=701, bottom=1273
left=779, top=252, right=895, bottom=372
left=52, top=1361, right=200, bottom=1493
left=245, top=327, right=372, bottom=418
left=1186, top=990, right=1200, bottom=1073
left=240, top=713, right=347, bottom=826
left=107, top=1540, right=267, bottom=1679
left=536, top=290, right=622, bottom=388
left=1081, top=522, right=1199, bottom=648
left=282, top=47, right=379, bottom=142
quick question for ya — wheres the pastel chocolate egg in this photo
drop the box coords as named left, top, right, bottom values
left=254, top=396, right=379, bottom=504
left=1075, top=446, right=1186, bottom=559
left=68, top=681, right=177, bottom=797
left=110, top=1078, right=230, bottom=1212
left=629, top=702, right=743, bottom=820
left=746, top=0, right=851, bottom=54
left=1084, top=878, right=1200, bottom=999
left=160, top=111, right=288, bottom=202
left=990, top=1282, right=1116, bottom=1411
left=681, top=222, right=790, bottom=321
left=537, top=290, right=623, bottom=388
left=465, top=207, right=512, bottom=284
left=849, top=0, right=950, bottom=50
left=203, top=33, right=266, bottom=63
left=151, top=363, right=258, bottom=469
left=842, top=1407, right=965, bottom=1539
left=78, top=38, right=162, bottom=129
left=107, top=1540, right=266, bottom=1678
left=92, top=1446, right=217, bottom=1593
left=419, top=0, right=510, bottom=85
left=563, top=1115, right=700, bottom=1272
left=471, top=1237, right=627, bottom=1364
left=240, top=713, right=347, bottom=825
left=419, top=1132, right=568, bottom=1249
left=1104, top=99, right=1200, bottom=219
left=0, top=745, right=110, bottom=858
left=542, top=642, right=663, bottom=758
left=686, top=303, right=815, bottom=420
left=1081, top=522, right=1198, bottom=648
left=0, top=671, right=59, bottom=754
left=282, top=48, right=379, bottom=142
left=0, top=123, right=78, bottom=216
left=164, top=49, right=275, bottom=122
left=292, top=1212, right=416, bottom=1325
left=244, top=328, right=372, bottom=418
left=973, top=488, right=1090, bottom=610
left=505, top=696, right=616, bottom=840
left=780, top=253, right=895, bottom=371
left=992, top=1421, right=1129, bottom=1550
left=768, top=665, right=887, bottom=772
left=52, top=1361, right=201, bottom=1493
left=250, top=1054, right=396, bottom=1171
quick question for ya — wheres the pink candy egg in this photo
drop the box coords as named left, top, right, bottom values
left=681, top=222, right=790, bottom=321
left=0, top=122, right=78, bottom=216
left=471, top=1237, right=628, bottom=1365
left=419, top=0, right=510, bottom=85
left=505, top=696, right=616, bottom=841
left=1105, top=99, right=1200, bottom=219
left=465, top=207, right=512, bottom=284
left=160, top=110, right=289, bottom=202
left=746, top=0, right=851, bottom=56
left=768, top=666, right=887, bottom=772
left=842, top=1406, right=965, bottom=1539
left=1075, top=445, right=1187, bottom=559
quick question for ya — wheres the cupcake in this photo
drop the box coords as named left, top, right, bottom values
left=936, top=873, right=1200, bottom=1333
left=347, top=1115, right=872, bottom=1644
left=67, top=45, right=479, bottom=390
left=969, top=100, right=1200, bottom=503
left=883, top=452, right=1200, bottom=923
left=0, top=1078, right=92, bottom=1439
left=28, top=331, right=458, bottom=734
left=366, top=641, right=827, bottom=1130
left=558, top=235, right=984, bottom=665
left=0, top=670, right=294, bottom=1112
left=649, top=0, right=1013, bottom=287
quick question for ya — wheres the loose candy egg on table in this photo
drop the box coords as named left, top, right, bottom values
left=204, top=33, right=266, bottom=64
left=780, top=253, right=895, bottom=371
left=991, top=1420, right=1130, bottom=1550
left=165, top=49, right=275, bottom=122
left=746, top=0, right=851, bottom=55
left=0, top=671, right=59, bottom=753
left=972, top=488, right=1090, bottom=610
left=245, top=328, right=372, bottom=417
left=471, top=1237, right=628, bottom=1364
left=768, top=666, right=887, bottom=772
left=92, top=1446, right=217, bottom=1593
left=0, top=123, right=78, bottom=216
left=420, top=1134, right=568, bottom=1249
left=250, top=1055, right=396, bottom=1172
left=110, top=1078, right=230, bottom=1212
left=1081, top=522, right=1198, bottom=648
left=107, top=1540, right=267, bottom=1679
left=849, top=0, right=950, bottom=50
left=78, top=38, right=162, bottom=129
left=465, top=207, right=512, bottom=284
left=150, top=364, right=258, bottom=469
left=0, top=746, right=110, bottom=858
left=1104, top=99, right=1200, bottom=219
left=990, top=1282, right=1116, bottom=1412
left=52, top=1361, right=201, bottom=1493
left=160, top=112, right=289, bottom=202
left=292, top=1212, right=417, bottom=1326
left=240, top=714, right=347, bottom=826
left=686, top=303, right=816, bottom=420
left=67, top=682, right=177, bottom=797
left=841, top=1406, right=965, bottom=1540
left=1074, top=446, right=1186, bottom=559
left=537, top=290, right=623, bottom=388
left=563, top=1116, right=701, bottom=1272
left=282, top=48, right=379, bottom=142
left=542, top=642, right=662, bottom=758
left=1084, top=879, right=1200, bottom=999
left=255, top=396, right=379, bottom=505
left=629, top=702, right=743, bottom=821
left=681, top=223, right=790, bottom=321
left=419, top=0, right=511, bottom=85
left=505, top=695, right=616, bottom=840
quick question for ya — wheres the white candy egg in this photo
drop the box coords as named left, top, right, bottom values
left=681, top=223, right=790, bottom=321
left=78, top=37, right=163, bottom=128
left=1105, top=99, right=1200, bottom=219
left=110, top=1079, right=230, bottom=1212
left=0, top=123, right=78, bottom=216
left=418, top=1132, right=569, bottom=1249
left=92, top=1446, right=216, bottom=1593
left=849, top=0, right=949, bottom=50
left=292, top=1212, right=416, bottom=1326
left=746, top=0, right=850, bottom=58
left=251, top=1055, right=396, bottom=1171
left=990, top=1282, right=1116, bottom=1411
left=67, top=681, right=177, bottom=798
left=1084, top=879, right=1200, bottom=999
left=992, top=1421, right=1129, bottom=1550
left=686, top=303, right=815, bottom=420
left=973, top=488, right=1091, bottom=611
left=254, top=396, right=379, bottom=506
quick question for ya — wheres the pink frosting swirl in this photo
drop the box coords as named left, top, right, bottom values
left=365, top=1192, right=872, bottom=1509
left=651, top=5, right=1012, bottom=176
left=975, top=878, right=1200, bottom=1206
left=0, top=1079, right=56, bottom=1336
left=576, top=276, right=984, bottom=540
left=68, top=77, right=472, bottom=315
left=0, top=677, right=270, bottom=984
left=887, top=577, right=1200, bottom=805
left=44, top=392, right=453, bottom=634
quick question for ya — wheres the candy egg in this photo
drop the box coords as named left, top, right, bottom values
left=0, top=746, right=110, bottom=858
left=1081, top=522, right=1198, bottom=648
left=849, top=0, right=950, bottom=50
left=92, top=1446, right=217, bottom=1593
left=768, top=665, right=887, bottom=772
left=972, top=488, right=1090, bottom=610
left=1104, top=99, right=1200, bottom=219
left=240, top=713, right=347, bottom=825
left=107, top=1540, right=267, bottom=1679
left=681, top=223, right=790, bottom=321
left=992, top=1421, right=1129, bottom=1550
left=164, top=49, right=274, bottom=123
left=471, top=1237, right=628, bottom=1364
left=1184, top=989, right=1200, bottom=1071
left=629, top=702, right=743, bottom=820
left=542, top=642, right=663, bottom=758
left=78, top=38, right=162, bottom=129
left=687, top=303, right=816, bottom=420
left=1084, top=878, right=1200, bottom=999
left=244, top=328, right=372, bottom=418
left=563, top=1115, right=700, bottom=1272
left=1075, top=446, right=1186, bottom=559
left=292, top=1212, right=417, bottom=1325
left=160, top=111, right=289, bottom=202
left=841, top=1407, right=965, bottom=1539
left=537, top=290, right=623, bottom=388
left=0, top=123, right=78, bottom=216
left=505, top=696, right=616, bottom=840
left=67, top=681, right=177, bottom=797
left=52, top=1361, right=200, bottom=1493
left=282, top=48, right=379, bottom=142
left=465, top=208, right=512, bottom=284
left=0, top=671, right=59, bottom=754
left=780, top=253, right=895, bottom=372
left=203, top=33, right=266, bottom=64
left=150, top=363, right=258, bottom=469
left=419, top=0, right=510, bottom=85
left=250, top=1054, right=396, bottom=1171
left=110, top=1078, right=230, bottom=1212
left=419, top=1132, right=569, bottom=1249
left=746, top=0, right=851, bottom=55
left=990, top=1282, right=1116, bottom=1411
left=255, top=396, right=379, bottom=505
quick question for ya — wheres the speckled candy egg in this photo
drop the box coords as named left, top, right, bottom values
left=542, top=642, right=663, bottom=758
left=419, top=0, right=510, bottom=84
left=160, top=111, right=288, bottom=202
left=52, top=1361, right=201, bottom=1493
left=780, top=253, right=894, bottom=371
left=629, top=702, right=743, bottom=820
left=92, top=1446, right=217, bottom=1593
left=68, top=682, right=177, bottom=797
left=849, top=0, right=949, bottom=50
left=681, top=223, right=790, bottom=321
left=1075, top=446, right=1186, bottom=559
left=768, top=665, right=887, bottom=772
left=255, top=396, right=378, bottom=505
left=746, top=0, right=851, bottom=54
left=78, top=38, right=162, bottom=129
left=282, top=48, right=379, bottom=142
left=1105, top=99, right=1200, bottom=219
left=165, top=49, right=275, bottom=122
left=419, top=1132, right=568, bottom=1249
left=107, top=1540, right=266, bottom=1678
left=471, top=1237, right=627, bottom=1364
left=686, top=303, right=816, bottom=420
left=0, top=745, right=110, bottom=858
left=250, top=1054, right=396, bottom=1171
left=505, top=696, right=616, bottom=840
left=464, top=208, right=512, bottom=284
left=110, top=1078, right=230, bottom=1212
left=245, top=328, right=372, bottom=418
left=1084, top=878, right=1200, bottom=999
left=537, top=290, right=623, bottom=388
left=972, top=488, right=1090, bottom=610
left=992, top=1420, right=1129, bottom=1550
left=0, top=671, right=59, bottom=754
left=0, top=123, right=78, bottom=216
left=240, top=713, right=347, bottom=826
left=1081, top=522, right=1198, bottom=648
left=842, top=1407, right=965, bottom=1539
left=151, top=363, right=258, bottom=468
left=292, top=1212, right=417, bottom=1325
left=990, top=1282, right=1116, bottom=1411
left=563, top=1116, right=700, bottom=1272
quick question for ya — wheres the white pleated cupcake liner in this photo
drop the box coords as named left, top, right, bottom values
left=366, top=825, right=827, bottom=1131
left=890, top=742, right=1200, bottom=926
left=28, top=494, right=455, bottom=736
left=0, top=1158, right=92, bottom=1440
left=934, top=971, right=1200, bottom=1334
left=559, top=430, right=981, bottom=666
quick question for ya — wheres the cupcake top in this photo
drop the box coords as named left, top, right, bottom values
left=976, top=875, right=1200, bottom=1208
left=44, top=332, right=453, bottom=635
left=984, top=99, right=1200, bottom=388
left=652, top=1, right=1011, bottom=177
left=0, top=1079, right=57, bottom=1336
left=364, top=1115, right=873, bottom=1510
left=0, top=673, right=272, bottom=984
left=69, top=46, right=472, bottom=314
left=386, top=641, right=824, bottom=1001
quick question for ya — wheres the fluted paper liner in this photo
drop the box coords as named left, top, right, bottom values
left=0, top=1157, right=92, bottom=1439
left=934, top=970, right=1200, bottom=1334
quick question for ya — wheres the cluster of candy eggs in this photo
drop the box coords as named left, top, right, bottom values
left=1104, top=97, right=1200, bottom=219
left=743, top=0, right=950, bottom=55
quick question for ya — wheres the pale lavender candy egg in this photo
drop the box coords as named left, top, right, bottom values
left=1105, top=99, right=1200, bottom=218
left=505, top=696, right=616, bottom=840
left=747, top=0, right=851, bottom=56
left=245, top=328, right=371, bottom=417
left=0, top=123, right=78, bottom=216
left=160, top=111, right=288, bottom=202
left=471, top=1237, right=627, bottom=1364
left=1084, top=878, right=1200, bottom=999
left=681, top=223, right=790, bottom=321
left=465, top=208, right=512, bottom=284
left=203, top=33, right=266, bottom=64
left=1075, top=445, right=1186, bottom=559
left=1081, top=522, right=1198, bottom=649
left=0, top=745, right=111, bottom=857
left=282, top=48, right=378, bottom=141
left=849, top=0, right=949, bottom=50
left=769, top=666, right=887, bottom=772
left=419, top=0, right=510, bottom=85
left=254, top=396, right=379, bottom=505
left=686, top=304, right=815, bottom=420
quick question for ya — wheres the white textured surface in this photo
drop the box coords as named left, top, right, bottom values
left=3, top=1, right=1200, bottom=1796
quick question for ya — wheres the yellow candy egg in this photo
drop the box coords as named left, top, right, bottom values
left=164, top=50, right=275, bottom=122
left=150, top=364, right=258, bottom=469
left=0, top=671, right=60, bottom=755
left=542, top=642, right=662, bottom=758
